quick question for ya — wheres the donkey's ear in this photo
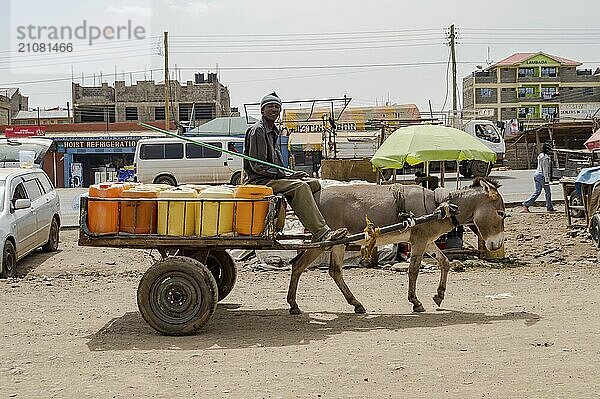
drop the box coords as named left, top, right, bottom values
left=480, top=179, right=501, bottom=199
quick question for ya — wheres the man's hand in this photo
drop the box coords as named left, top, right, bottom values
left=287, top=171, right=309, bottom=179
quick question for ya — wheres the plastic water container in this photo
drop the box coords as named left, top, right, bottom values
left=158, top=188, right=197, bottom=236
left=88, top=183, right=126, bottom=234
left=179, top=184, right=210, bottom=194
left=18, top=150, right=36, bottom=168
left=119, top=187, right=161, bottom=234
left=234, top=185, right=273, bottom=236
left=197, top=186, right=235, bottom=237
left=141, top=183, right=173, bottom=192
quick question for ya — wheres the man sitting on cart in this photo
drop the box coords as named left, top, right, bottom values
left=243, top=92, right=348, bottom=242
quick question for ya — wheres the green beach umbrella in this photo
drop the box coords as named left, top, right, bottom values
left=371, top=124, right=497, bottom=169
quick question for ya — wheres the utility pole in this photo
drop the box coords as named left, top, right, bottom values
left=449, top=24, right=458, bottom=119
left=163, top=31, right=170, bottom=131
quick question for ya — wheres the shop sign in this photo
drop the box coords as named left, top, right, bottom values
left=559, top=103, right=600, bottom=119
left=61, top=139, right=138, bottom=149
left=4, top=125, right=46, bottom=138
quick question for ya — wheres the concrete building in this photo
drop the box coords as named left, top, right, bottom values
left=0, top=95, right=9, bottom=125
left=12, top=107, right=73, bottom=125
left=463, top=52, right=600, bottom=126
left=0, top=87, right=29, bottom=124
left=71, top=73, right=231, bottom=126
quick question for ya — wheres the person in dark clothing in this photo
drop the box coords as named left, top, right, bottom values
left=243, top=92, right=347, bottom=242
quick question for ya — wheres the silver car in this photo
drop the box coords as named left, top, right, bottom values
left=1, top=139, right=61, bottom=277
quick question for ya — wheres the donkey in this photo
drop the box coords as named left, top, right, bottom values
left=286, top=178, right=506, bottom=315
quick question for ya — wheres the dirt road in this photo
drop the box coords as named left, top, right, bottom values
left=1, top=205, right=599, bottom=398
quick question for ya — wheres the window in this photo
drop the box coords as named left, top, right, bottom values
left=228, top=142, right=243, bottom=154
left=0, top=181, right=5, bottom=212
left=36, top=173, right=54, bottom=193
left=518, top=68, right=535, bottom=78
left=518, top=106, right=537, bottom=118
left=125, top=107, right=138, bottom=121
left=583, top=87, right=594, bottom=96
left=140, top=143, right=184, bottom=160
left=542, top=106, right=558, bottom=119
left=185, top=142, right=222, bottom=159
left=154, top=107, right=165, bottom=120
left=474, top=124, right=501, bottom=143
left=479, top=88, right=493, bottom=97
left=23, top=179, right=43, bottom=201
left=541, top=67, right=557, bottom=77
left=540, top=86, right=558, bottom=99
left=518, top=87, right=535, bottom=98
left=11, top=182, right=28, bottom=210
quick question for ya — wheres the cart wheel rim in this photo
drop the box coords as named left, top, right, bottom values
left=149, top=272, right=202, bottom=324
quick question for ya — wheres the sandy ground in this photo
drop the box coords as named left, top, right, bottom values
left=1, top=205, right=599, bottom=398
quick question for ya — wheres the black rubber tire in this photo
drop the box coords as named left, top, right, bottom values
left=182, top=250, right=237, bottom=301
left=470, top=161, right=492, bottom=178
left=230, top=171, right=242, bottom=186
left=2, top=240, right=17, bottom=278
left=154, top=175, right=176, bottom=186
left=569, top=192, right=585, bottom=219
left=591, top=214, right=600, bottom=249
left=137, top=256, right=218, bottom=336
left=42, top=217, right=60, bottom=252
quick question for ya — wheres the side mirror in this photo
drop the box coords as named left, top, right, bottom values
left=14, top=198, right=32, bottom=210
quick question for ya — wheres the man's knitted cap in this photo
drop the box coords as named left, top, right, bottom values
left=260, top=92, right=282, bottom=110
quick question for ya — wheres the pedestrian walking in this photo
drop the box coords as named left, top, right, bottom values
left=522, top=142, right=556, bottom=213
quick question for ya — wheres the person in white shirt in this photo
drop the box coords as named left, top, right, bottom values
left=522, top=143, right=556, bottom=213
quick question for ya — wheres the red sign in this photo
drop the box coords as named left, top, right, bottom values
left=4, top=125, right=46, bottom=138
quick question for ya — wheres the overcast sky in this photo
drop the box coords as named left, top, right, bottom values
left=2, top=0, right=600, bottom=113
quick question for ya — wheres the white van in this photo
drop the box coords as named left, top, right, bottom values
left=134, top=137, right=244, bottom=186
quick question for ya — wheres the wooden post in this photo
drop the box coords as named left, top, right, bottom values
left=440, top=161, right=445, bottom=187
left=164, top=31, right=170, bottom=131
left=524, top=132, right=531, bottom=169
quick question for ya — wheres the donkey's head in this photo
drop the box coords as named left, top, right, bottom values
left=468, top=178, right=506, bottom=251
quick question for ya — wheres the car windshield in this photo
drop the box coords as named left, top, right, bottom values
left=0, top=181, right=5, bottom=212
left=474, top=124, right=501, bottom=144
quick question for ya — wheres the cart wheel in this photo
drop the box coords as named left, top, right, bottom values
left=591, top=214, right=600, bottom=249
left=183, top=250, right=237, bottom=301
left=569, top=192, right=585, bottom=219
left=137, top=256, right=218, bottom=336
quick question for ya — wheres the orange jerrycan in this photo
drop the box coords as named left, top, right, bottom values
left=234, top=185, right=273, bottom=236
left=88, top=183, right=124, bottom=234
left=119, top=186, right=160, bottom=234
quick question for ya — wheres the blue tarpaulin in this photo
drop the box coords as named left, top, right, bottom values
left=575, top=166, right=600, bottom=194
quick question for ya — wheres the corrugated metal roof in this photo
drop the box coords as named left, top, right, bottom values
left=0, top=88, right=19, bottom=98
left=490, top=52, right=581, bottom=68
left=14, top=110, right=71, bottom=120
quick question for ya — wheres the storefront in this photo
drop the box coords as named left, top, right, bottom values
left=40, top=134, right=158, bottom=187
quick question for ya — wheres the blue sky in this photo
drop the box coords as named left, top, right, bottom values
left=1, top=0, right=600, bottom=112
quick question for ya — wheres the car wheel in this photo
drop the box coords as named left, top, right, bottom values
left=42, top=217, right=60, bottom=252
left=2, top=241, right=17, bottom=278
left=230, top=171, right=241, bottom=186
left=154, top=175, right=176, bottom=186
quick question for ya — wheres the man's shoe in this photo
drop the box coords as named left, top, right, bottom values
left=520, top=206, right=530, bottom=213
left=547, top=208, right=557, bottom=213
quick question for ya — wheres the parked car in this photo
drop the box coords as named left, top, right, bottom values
left=1, top=138, right=61, bottom=278
left=133, top=137, right=244, bottom=186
